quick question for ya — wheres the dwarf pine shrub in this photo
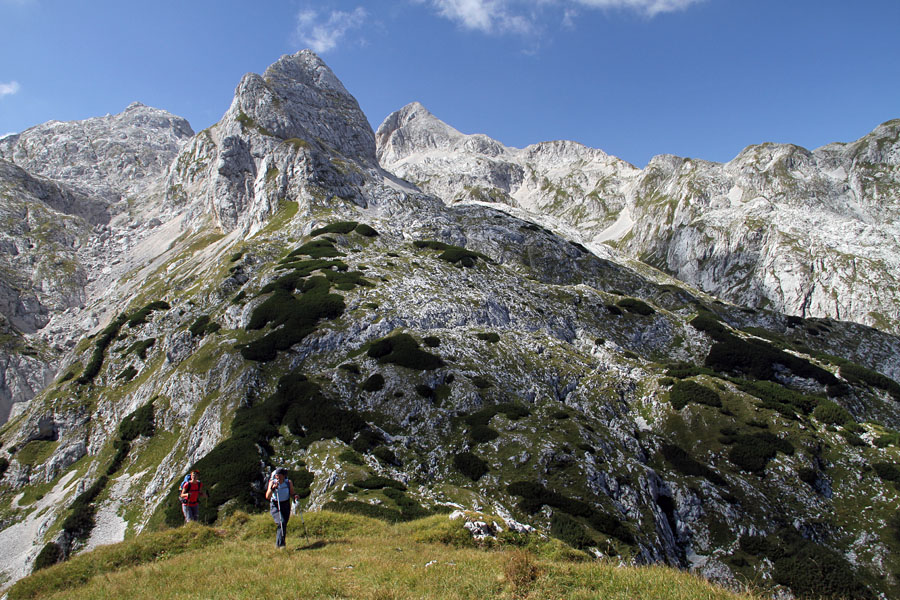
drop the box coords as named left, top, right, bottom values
left=353, top=475, right=406, bottom=491
left=119, top=402, right=155, bottom=441
left=840, top=363, right=900, bottom=400
left=127, top=301, right=171, bottom=328
left=78, top=313, right=129, bottom=385
left=617, top=298, right=655, bottom=316
left=125, top=338, right=156, bottom=360
left=117, top=366, right=138, bottom=382
left=475, top=332, right=500, bottom=343
left=367, top=333, right=444, bottom=370
left=660, top=444, right=727, bottom=485
left=453, top=452, right=489, bottom=480
left=668, top=380, right=722, bottom=410
left=361, top=373, right=385, bottom=392
left=813, top=400, right=852, bottom=426
left=724, top=431, right=794, bottom=473
left=355, top=223, right=379, bottom=237
left=32, top=542, right=63, bottom=572
left=310, top=221, right=358, bottom=236
left=550, top=512, right=594, bottom=550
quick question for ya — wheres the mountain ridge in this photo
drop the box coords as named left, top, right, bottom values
left=377, top=104, right=900, bottom=337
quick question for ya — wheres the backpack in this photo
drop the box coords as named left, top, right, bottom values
left=181, top=480, right=202, bottom=505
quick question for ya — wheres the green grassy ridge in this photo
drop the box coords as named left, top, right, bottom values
left=9, top=511, right=758, bottom=600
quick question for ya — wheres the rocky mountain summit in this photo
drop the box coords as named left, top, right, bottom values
left=1, top=51, right=900, bottom=600
left=377, top=104, right=900, bottom=336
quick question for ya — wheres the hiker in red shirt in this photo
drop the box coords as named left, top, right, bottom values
left=180, top=470, right=208, bottom=523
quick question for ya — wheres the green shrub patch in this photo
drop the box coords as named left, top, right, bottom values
left=119, top=402, right=155, bottom=441
left=464, top=403, right=530, bottom=445
left=373, top=446, right=401, bottom=466
left=189, top=316, right=220, bottom=338
left=78, top=314, right=129, bottom=385
left=361, top=373, right=385, bottom=392
left=551, top=512, right=594, bottom=549
left=285, top=239, right=345, bottom=260
left=872, top=462, right=900, bottom=483
left=413, top=240, right=487, bottom=268
left=840, top=363, right=900, bottom=401
left=366, top=334, right=444, bottom=370
left=689, top=312, right=837, bottom=385
left=660, top=444, right=727, bottom=485
left=471, top=375, right=493, bottom=389
left=351, top=429, right=385, bottom=453
left=508, top=481, right=633, bottom=544
left=62, top=475, right=109, bottom=540
left=353, top=475, right=407, bottom=491
left=453, top=452, right=489, bottom=480
left=422, top=336, right=441, bottom=347
left=355, top=223, right=379, bottom=237
left=732, top=379, right=819, bottom=419
left=125, top=338, right=156, bottom=360
left=339, top=363, right=361, bottom=374
left=668, top=380, right=722, bottom=410
left=475, top=332, right=500, bottom=343
left=239, top=277, right=345, bottom=362
left=117, top=366, right=138, bottom=382
left=616, top=298, right=655, bottom=316
left=127, top=301, right=171, bottom=328
left=812, top=400, right=853, bottom=426
left=739, top=530, right=873, bottom=599
left=0, top=457, right=8, bottom=479
left=723, top=431, right=794, bottom=473
left=311, top=221, right=358, bottom=236
left=160, top=371, right=366, bottom=526
left=323, top=500, right=405, bottom=522
left=32, top=542, right=62, bottom=572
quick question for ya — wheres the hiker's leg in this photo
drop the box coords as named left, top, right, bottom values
left=277, top=500, right=290, bottom=546
left=271, top=503, right=285, bottom=547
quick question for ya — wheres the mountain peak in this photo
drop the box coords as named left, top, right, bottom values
left=223, top=50, right=375, bottom=164
left=376, top=103, right=466, bottom=165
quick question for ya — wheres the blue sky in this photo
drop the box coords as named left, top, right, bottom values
left=1, top=0, right=898, bottom=167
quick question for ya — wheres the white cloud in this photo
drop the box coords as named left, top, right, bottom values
left=0, top=81, right=21, bottom=98
left=294, top=6, right=368, bottom=54
left=429, top=0, right=535, bottom=34
left=573, top=0, right=704, bottom=17
left=422, top=0, right=704, bottom=34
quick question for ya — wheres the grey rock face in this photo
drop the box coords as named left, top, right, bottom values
left=377, top=107, right=900, bottom=334
left=167, top=50, right=378, bottom=234
left=0, top=102, right=193, bottom=202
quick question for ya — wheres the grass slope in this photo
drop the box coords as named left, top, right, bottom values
left=10, top=511, right=756, bottom=600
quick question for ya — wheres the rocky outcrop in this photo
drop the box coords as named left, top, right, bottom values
left=0, top=102, right=193, bottom=203
left=377, top=107, right=900, bottom=334
left=167, top=50, right=379, bottom=234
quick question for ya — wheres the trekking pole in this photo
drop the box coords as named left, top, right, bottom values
left=294, top=497, right=310, bottom=545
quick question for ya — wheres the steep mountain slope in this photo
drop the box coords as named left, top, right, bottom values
left=377, top=105, right=900, bottom=336
left=0, top=105, right=194, bottom=423
left=1, top=51, right=900, bottom=600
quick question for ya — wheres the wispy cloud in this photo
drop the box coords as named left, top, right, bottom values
left=573, top=0, right=704, bottom=17
left=428, top=0, right=535, bottom=34
left=294, top=6, right=368, bottom=54
left=421, top=0, right=705, bottom=34
left=0, top=81, right=21, bottom=98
